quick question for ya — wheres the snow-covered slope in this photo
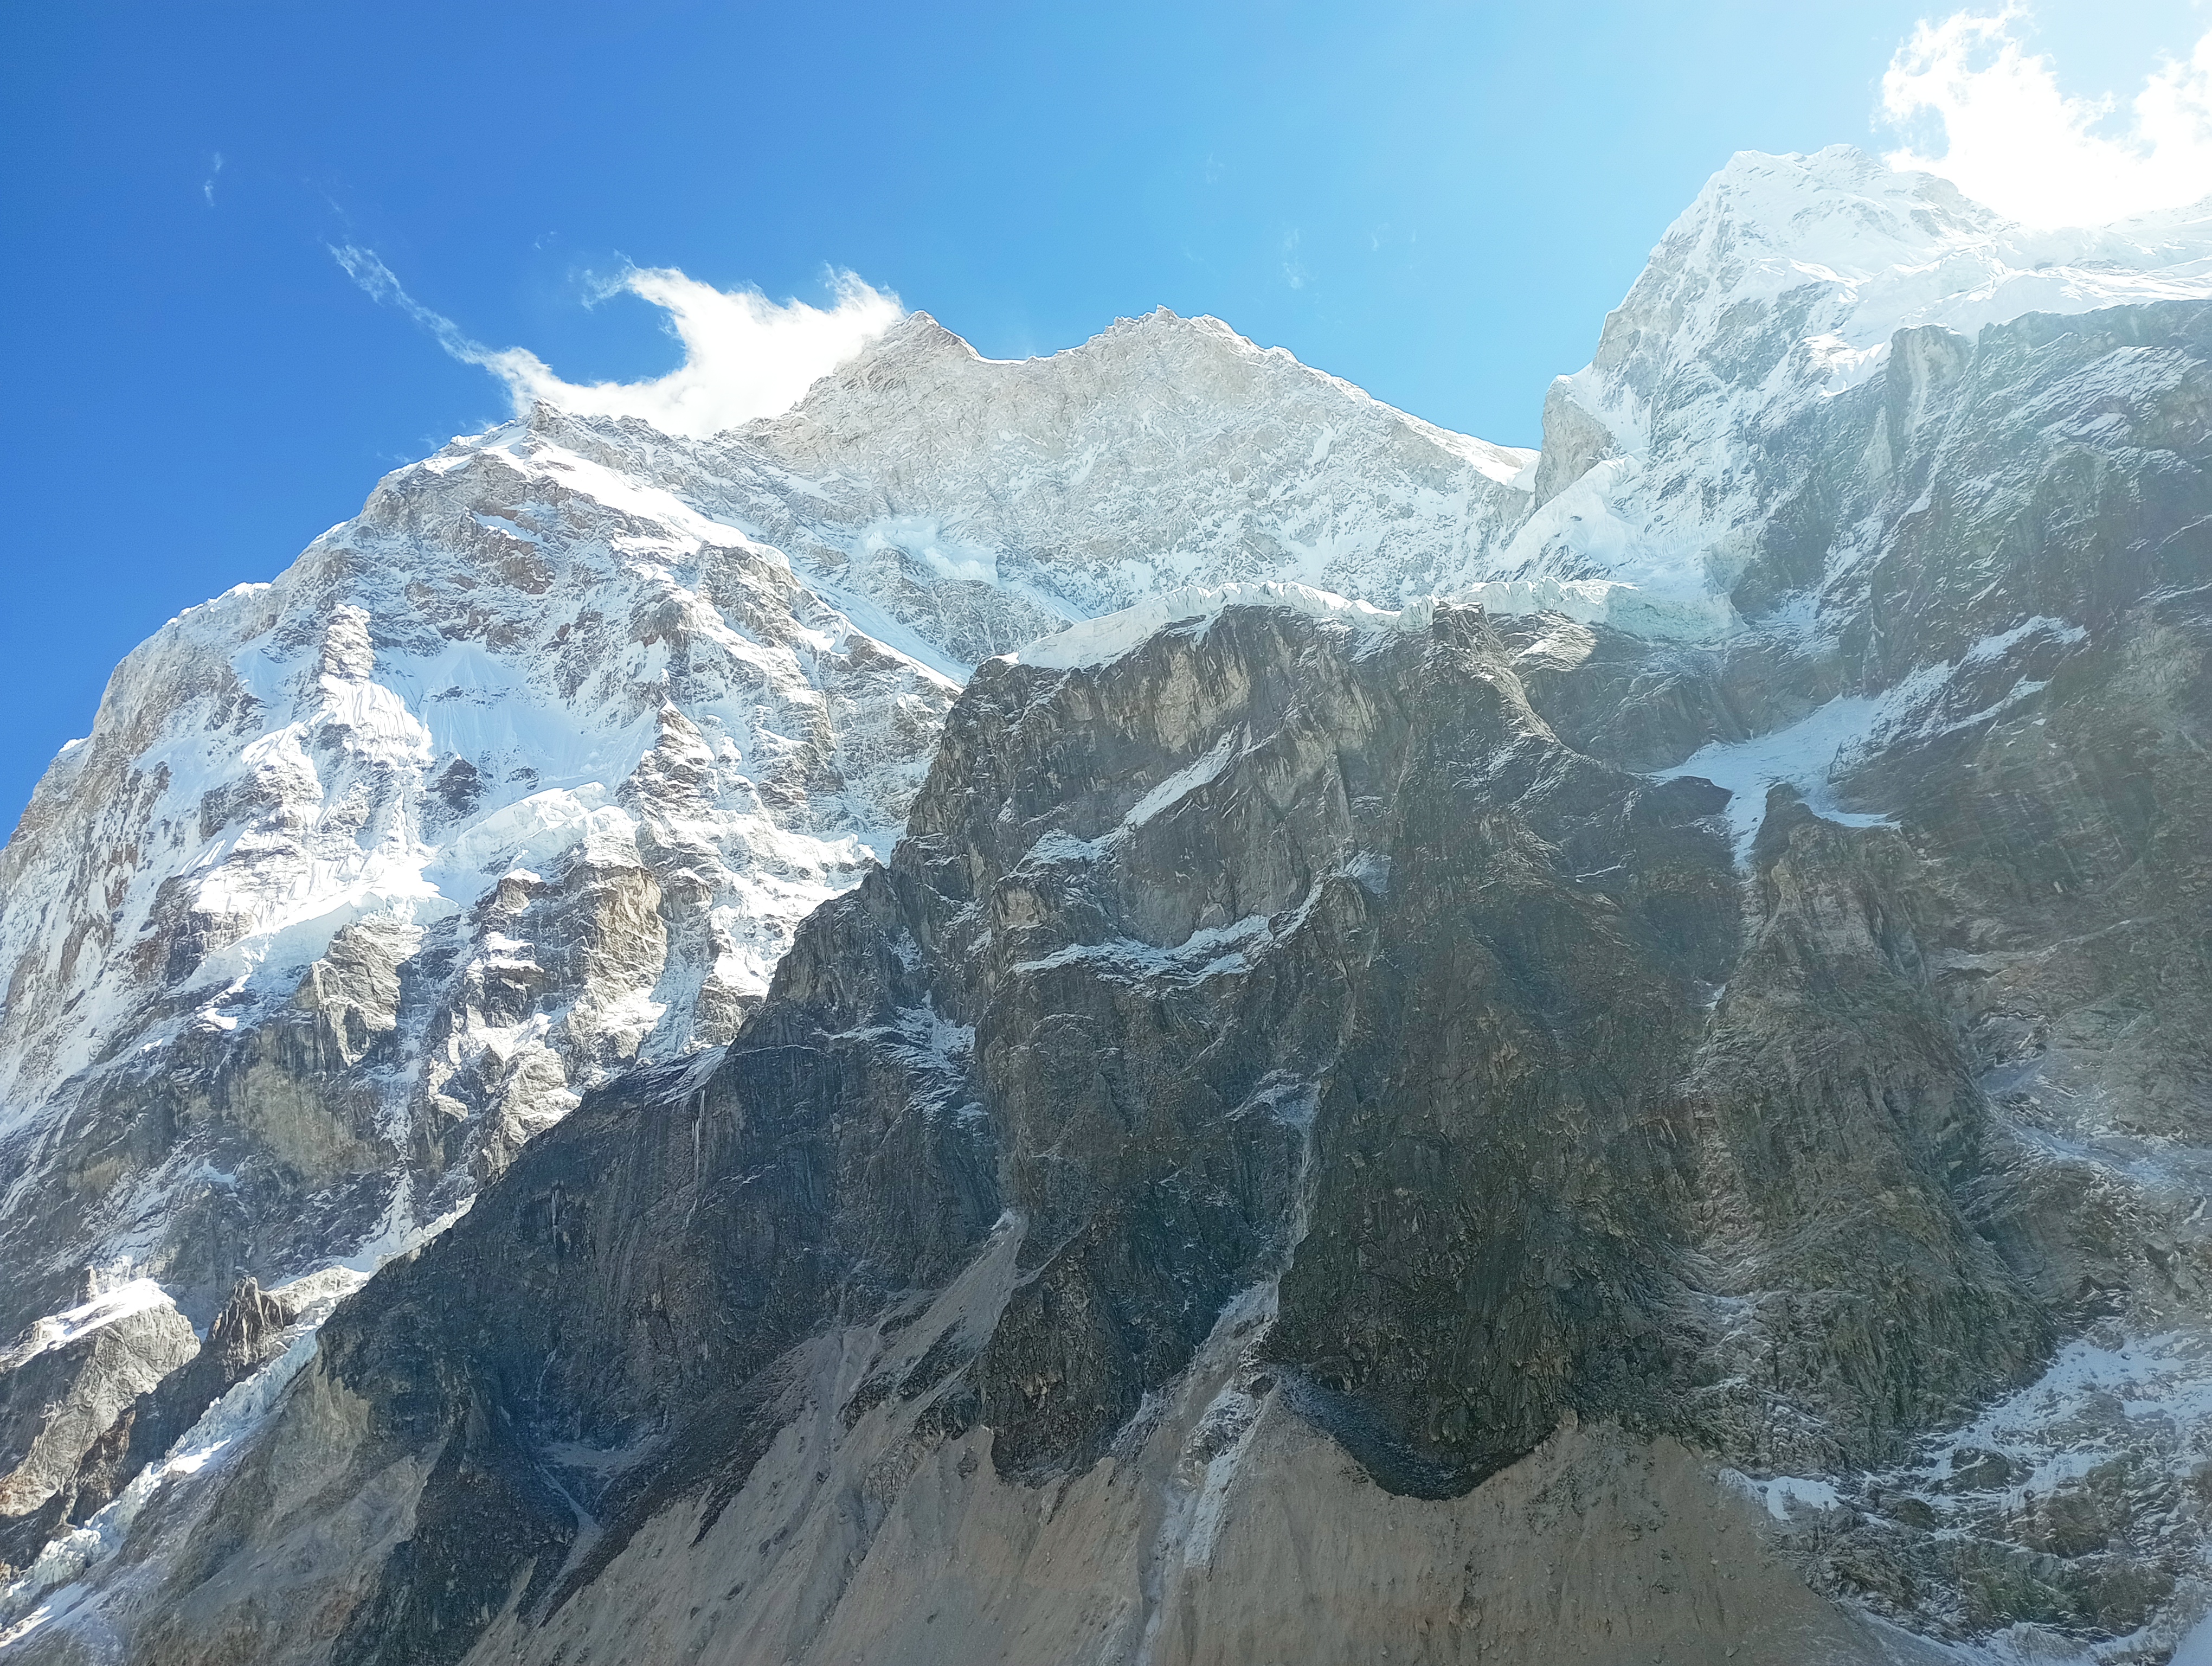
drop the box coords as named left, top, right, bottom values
left=493, top=306, right=1539, bottom=675
left=0, top=419, right=960, bottom=1340
left=1493, top=145, right=2212, bottom=633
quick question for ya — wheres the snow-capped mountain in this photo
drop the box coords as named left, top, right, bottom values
left=2, top=145, right=2211, bottom=1664
left=0, top=304, right=1545, bottom=1357
left=0, top=422, right=955, bottom=1331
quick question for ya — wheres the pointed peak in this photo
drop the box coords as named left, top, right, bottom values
left=1073, top=306, right=1267, bottom=367
left=1673, top=144, right=2004, bottom=256
left=768, top=310, right=982, bottom=418
left=874, top=309, right=973, bottom=355
left=843, top=308, right=981, bottom=371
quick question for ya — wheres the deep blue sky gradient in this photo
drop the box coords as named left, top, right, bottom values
left=2, top=0, right=2201, bottom=829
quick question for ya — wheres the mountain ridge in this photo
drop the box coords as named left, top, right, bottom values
left=2, top=144, right=2211, bottom=1661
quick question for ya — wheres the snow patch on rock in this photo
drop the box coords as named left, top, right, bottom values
left=0, top=1281, right=180, bottom=1374
left=1009, top=583, right=1431, bottom=672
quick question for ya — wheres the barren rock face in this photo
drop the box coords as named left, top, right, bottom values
left=0, top=1283, right=200, bottom=1556
left=2, top=146, right=2211, bottom=1661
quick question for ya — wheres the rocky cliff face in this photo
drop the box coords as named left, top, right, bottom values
left=3, top=146, right=2211, bottom=1662
left=0, top=607, right=1872, bottom=1664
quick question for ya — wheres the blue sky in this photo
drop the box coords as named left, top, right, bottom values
left=3, top=0, right=2207, bottom=829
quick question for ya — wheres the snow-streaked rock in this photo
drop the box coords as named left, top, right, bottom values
left=0, top=297, right=1548, bottom=1347
left=0, top=418, right=960, bottom=1336
left=1006, top=580, right=1431, bottom=671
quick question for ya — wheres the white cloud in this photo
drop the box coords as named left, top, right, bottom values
left=1883, top=10, right=2212, bottom=227
left=331, top=248, right=902, bottom=438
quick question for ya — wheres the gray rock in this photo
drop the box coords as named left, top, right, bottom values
left=0, top=1280, right=199, bottom=1574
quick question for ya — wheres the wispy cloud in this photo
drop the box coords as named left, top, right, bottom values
left=202, top=152, right=223, bottom=208
left=1883, top=9, right=2212, bottom=227
left=330, top=248, right=903, bottom=437
left=1281, top=228, right=1309, bottom=290
left=331, top=247, right=520, bottom=373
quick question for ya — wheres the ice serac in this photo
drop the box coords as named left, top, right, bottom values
left=4, top=144, right=2212, bottom=1662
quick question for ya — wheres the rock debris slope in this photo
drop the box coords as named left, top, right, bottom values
left=2, top=143, right=2211, bottom=1662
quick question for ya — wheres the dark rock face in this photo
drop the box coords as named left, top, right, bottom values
left=1836, top=304, right=2212, bottom=682
left=93, top=591, right=2123, bottom=1664
left=1255, top=682, right=1731, bottom=1495
left=856, top=607, right=1741, bottom=1499
left=1684, top=797, right=2053, bottom=1472
left=1747, top=600, right=2212, bottom=1637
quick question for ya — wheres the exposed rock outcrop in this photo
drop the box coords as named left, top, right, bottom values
left=0, top=1281, right=200, bottom=1575
left=21, top=1280, right=295, bottom=1564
